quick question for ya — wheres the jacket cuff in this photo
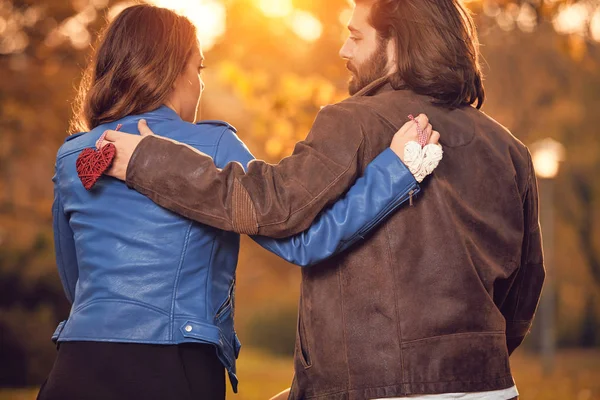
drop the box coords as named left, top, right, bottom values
left=376, top=148, right=417, bottom=188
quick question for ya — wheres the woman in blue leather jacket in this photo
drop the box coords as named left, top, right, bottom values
left=38, top=4, right=440, bottom=400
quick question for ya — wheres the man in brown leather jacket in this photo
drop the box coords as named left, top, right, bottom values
left=102, top=1, right=544, bottom=399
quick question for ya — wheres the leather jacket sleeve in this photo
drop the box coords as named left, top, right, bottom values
left=126, top=104, right=366, bottom=239
left=52, top=165, right=79, bottom=304
left=253, top=149, right=419, bottom=267
left=499, top=151, right=546, bottom=355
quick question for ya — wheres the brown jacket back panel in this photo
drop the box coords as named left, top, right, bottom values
left=291, top=83, right=544, bottom=399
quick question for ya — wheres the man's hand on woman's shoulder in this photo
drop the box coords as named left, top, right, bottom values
left=100, top=119, right=154, bottom=181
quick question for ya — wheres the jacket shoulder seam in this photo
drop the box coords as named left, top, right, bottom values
left=213, top=126, right=232, bottom=168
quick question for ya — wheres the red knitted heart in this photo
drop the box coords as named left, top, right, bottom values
left=76, top=144, right=116, bottom=190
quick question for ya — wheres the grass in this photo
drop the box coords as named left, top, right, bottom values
left=2, top=348, right=599, bottom=400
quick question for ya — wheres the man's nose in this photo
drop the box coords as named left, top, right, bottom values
left=339, top=40, right=351, bottom=60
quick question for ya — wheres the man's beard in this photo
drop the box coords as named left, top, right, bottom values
left=347, top=39, right=389, bottom=95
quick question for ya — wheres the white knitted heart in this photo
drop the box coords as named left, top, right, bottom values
left=403, top=141, right=443, bottom=183
left=422, top=143, right=443, bottom=176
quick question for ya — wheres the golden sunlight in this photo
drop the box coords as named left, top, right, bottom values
left=531, top=138, right=566, bottom=179
left=339, top=8, right=352, bottom=27
left=257, top=0, right=294, bottom=18
left=147, top=0, right=226, bottom=49
left=108, top=0, right=227, bottom=49
left=553, top=3, right=590, bottom=36
left=288, top=10, right=322, bottom=42
left=591, top=8, right=600, bottom=42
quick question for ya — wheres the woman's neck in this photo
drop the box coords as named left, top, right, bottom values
left=163, top=100, right=181, bottom=117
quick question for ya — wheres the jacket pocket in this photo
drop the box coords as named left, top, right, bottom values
left=297, top=307, right=312, bottom=369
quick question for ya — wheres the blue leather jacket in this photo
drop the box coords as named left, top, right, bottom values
left=51, top=106, right=419, bottom=391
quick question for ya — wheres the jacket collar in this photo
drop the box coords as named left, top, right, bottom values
left=352, top=76, right=391, bottom=98
left=142, top=105, right=181, bottom=121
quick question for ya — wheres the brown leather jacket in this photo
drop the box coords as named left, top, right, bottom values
left=125, top=78, right=545, bottom=399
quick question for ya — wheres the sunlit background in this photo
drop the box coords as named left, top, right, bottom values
left=1, top=0, right=600, bottom=399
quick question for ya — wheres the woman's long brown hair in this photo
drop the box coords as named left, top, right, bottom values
left=71, top=4, right=197, bottom=133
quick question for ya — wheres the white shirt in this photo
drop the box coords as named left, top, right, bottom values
left=373, top=385, right=518, bottom=400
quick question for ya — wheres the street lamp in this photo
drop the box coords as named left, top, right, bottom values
left=530, top=138, right=566, bottom=376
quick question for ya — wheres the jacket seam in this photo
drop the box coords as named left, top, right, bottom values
left=508, top=319, right=535, bottom=322
left=397, top=374, right=514, bottom=385
left=303, top=375, right=515, bottom=399
left=359, top=98, right=477, bottom=149
left=510, top=265, right=528, bottom=322
left=175, top=314, right=213, bottom=321
left=496, top=262, right=520, bottom=311
left=297, top=286, right=313, bottom=370
left=212, top=126, right=230, bottom=167
left=401, top=330, right=505, bottom=345
left=525, top=149, right=534, bottom=198
left=58, top=337, right=175, bottom=344
left=53, top=194, right=73, bottom=301
left=521, top=262, right=543, bottom=268
left=205, top=237, right=218, bottom=320
left=170, top=223, right=193, bottom=340
left=56, top=337, right=218, bottom=345
left=361, top=104, right=403, bottom=133
left=467, top=240, right=500, bottom=306
left=385, top=223, right=405, bottom=382
left=55, top=225, right=72, bottom=301
left=72, top=298, right=170, bottom=316
left=273, top=169, right=313, bottom=199
left=506, top=334, right=527, bottom=339
left=337, top=266, right=352, bottom=390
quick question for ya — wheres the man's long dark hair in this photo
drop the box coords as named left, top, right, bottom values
left=356, top=0, right=485, bottom=109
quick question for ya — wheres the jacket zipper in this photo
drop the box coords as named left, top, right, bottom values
left=216, top=279, right=235, bottom=320
left=348, top=183, right=419, bottom=243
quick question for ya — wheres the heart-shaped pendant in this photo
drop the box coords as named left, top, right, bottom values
left=76, top=143, right=116, bottom=190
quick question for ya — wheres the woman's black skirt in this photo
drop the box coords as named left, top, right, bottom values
left=37, top=341, right=226, bottom=400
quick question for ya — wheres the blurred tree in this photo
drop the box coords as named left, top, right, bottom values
left=581, top=294, right=600, bottom=347
left=245, top=304, right=298, bottom=356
